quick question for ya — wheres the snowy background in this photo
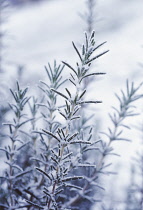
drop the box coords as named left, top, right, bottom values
left=1, top=0, right=143, bottom=209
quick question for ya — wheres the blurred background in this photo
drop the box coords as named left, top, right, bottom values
left=1, top=0, right=143, bottom=209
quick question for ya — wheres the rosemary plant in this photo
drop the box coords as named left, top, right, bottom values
left=99, top=81, right=143, bottom=168
left=21, top=62, right=67, bottom=208
left=63, top=81, right=143, bottom=210
left=80, top=0, right=99, bottom=89
left=1, top=30, right=143, bottom=210
left=94, top=81, right=143, bottom=210
left=0, top=82, right=32, bottom=209
left=23, top=31, right=108, bottom=210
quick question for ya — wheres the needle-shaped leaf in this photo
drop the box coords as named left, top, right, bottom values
left=86, top=50, right=109, bottom=64
left=51, top=88, right=68, bottom=100
left=93, top=41, right=107, bottom=52
left=79, top=89, right=86, bottom=100
left=79, top=100, right=102, bottom=104
left=65, top=88, right=71, bottom=98
left=62, top=61, right=77, bottom=76
left=42, top=129, right=60, bottom=142
left=72, top=41, right=82, bottom=61
left=36, top=168, right=52, bottom=181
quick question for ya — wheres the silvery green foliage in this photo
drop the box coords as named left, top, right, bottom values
left=0, top=82, right=33, bottom=209
left=100, top=81, right=143, bottom=157
left=67, top=80, right=143, bottom=210
left=38, top=61, right=66, bottom=132
left=0, top=31, right=143, bottom=210
left=24, top=31, right=108, bottom=210
left=95, top=81, right=143, bottom=210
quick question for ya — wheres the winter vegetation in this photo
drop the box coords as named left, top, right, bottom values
left=0, top=0, right=143, bottom=209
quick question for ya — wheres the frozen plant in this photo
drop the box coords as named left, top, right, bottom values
left=0, top=31, right=143, bottom=210
left=24, top=31, right=108, bottom=210
left=94, top=80, right=143, bottom=209
left=0, top=82, right=33, bottom=209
